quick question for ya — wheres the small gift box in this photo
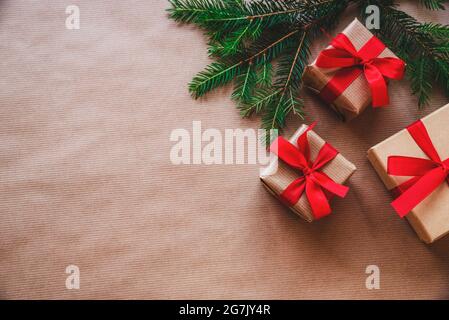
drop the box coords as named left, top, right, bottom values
left=368, top=104, right=449, bottom=244
left=303, top=18, right=405, bottom=121
left=260, top=123, right=356, bottom=222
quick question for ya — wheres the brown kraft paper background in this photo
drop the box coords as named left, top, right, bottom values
left=368, top=104, right=449, bottom=244
left=0, top=1, right=449, bottom=299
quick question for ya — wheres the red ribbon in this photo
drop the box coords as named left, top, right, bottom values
left=387, top=120, right=449, bottom=217
left=315, top=33, right=405, bottom=107
left=269, top=122, right=349, bottom=219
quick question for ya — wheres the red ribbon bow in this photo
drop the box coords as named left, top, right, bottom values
left=388, top=120, right=449, bottom=217
left=269, top=122, right=349, bottom=219
left=316, top=33, right=405, bottom=107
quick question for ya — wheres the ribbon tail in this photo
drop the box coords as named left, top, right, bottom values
left=392, top=176, right=421, bottom=197
left=312, top=171, right=349, bottom=198
left=391, top=167, right=447, bottom=217
left=364, top=64, right=389, bottom=107
left=305, top=178, right=332, bottom=220
left=280, top=177, right=306, bottom=207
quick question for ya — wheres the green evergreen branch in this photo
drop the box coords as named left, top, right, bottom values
left=203, top=0, right=335, bottom=23
left=419, top=0, right=446, bottom=10
left=256, top=53, right=272, bottom=87
left=263, top=31, right=309, bottom=131
left=232, top=62, right=257, bottom=103
left=189, top=28, right=300, bottom=98
left=283, top=32, right=307, bottom=90
left=359, top=0, right=449, bottom=107
left=189, top=61, right=244, bottom=98
left=204, top=7, right=299, bottom=22
left=409, top=53, right=433, bottom=106
left=170, top=0, right=448, bottom=133
left=419, top=22, right=449, bottom=40
left=238, top=88, right=281, bottom=118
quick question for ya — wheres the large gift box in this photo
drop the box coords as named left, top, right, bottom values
left=303, top=18, right=405, bottom=121
left=260, top=123, right=356, bottom=222
left=368, top=104, right=449, bottom=243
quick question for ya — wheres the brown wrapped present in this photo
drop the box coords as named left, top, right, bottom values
left=368, top=104, right=449, bottom=244
left=303, top=18, right=405, bottom=121
left=260, top=123, right=356, bottom=222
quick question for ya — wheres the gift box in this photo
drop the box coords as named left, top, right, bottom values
left=260, top=123, right=356, bottom=222
left=368, top=104, right=449, bottom=244
left=303, top=18, right=405, bottom=121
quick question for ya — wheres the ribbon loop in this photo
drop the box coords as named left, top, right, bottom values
left=270, top=123, right=349, bottom=219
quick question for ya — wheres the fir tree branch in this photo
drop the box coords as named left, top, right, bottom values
left=204, top=7, right=299, bottom=22
left=170, top=0, right=448, bottom=132
left=256, top=53, right=272, bottom=87
left=281, top=32, right=307, bottom=90
left=232, top=62, right=257, bottom=103
left=262, top=31, right=309, bottom=131
left=180, top=0, right=348, bottom=131
left=202, top=0, right=335, bottom=23
left=189, top=61, right=244, bottom=98
left=418, top=0, right=446, bottom=10
left=358, top=0, right=449, bottom=107
left=189, top=28, right=300, bottom=98
left=419, top=22, right=449, bottom=40
left=238, top=88, right=281, bottom=117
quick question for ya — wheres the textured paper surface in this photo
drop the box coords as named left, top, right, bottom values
left=303, top=19, right=399, bottom=121
left=1, top=1, right=449, bottom=300
left=260, top=125, right=356, bottom=222
left=367, top=104, right=449, bottom=244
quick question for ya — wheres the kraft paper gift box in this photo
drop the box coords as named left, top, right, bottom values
left=303, top=18, right=405, bottom=121
left=260, top=124, right=356, bottom=222
left=368, top=104, right=449, bottom=244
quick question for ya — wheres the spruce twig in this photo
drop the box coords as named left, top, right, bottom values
left=169, top=0, right=448, bottom=131
left=358, top=0, right=449, bottom=107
